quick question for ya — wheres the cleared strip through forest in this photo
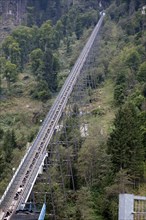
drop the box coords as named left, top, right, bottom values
left=0, top=13, right=105, bottom=220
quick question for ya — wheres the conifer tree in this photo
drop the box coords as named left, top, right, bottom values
left=107, top=103, right=144, bottom=178
left=3, top=130, right=17, bottom=163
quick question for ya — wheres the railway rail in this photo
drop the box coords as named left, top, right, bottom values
left=0, top=13, right=105, bottom=220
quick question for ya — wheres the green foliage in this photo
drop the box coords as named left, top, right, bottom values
left=75, top=17, right=84, bottom=40
left=125, top=48, right=141, bottom=72
left=42, top=49, right=60, bottom=92
left=39, top=20, right=52, bottom=49
left=114, top=84, right=125, bottom=105
left=0, top=57, right=17, bottom=91
left=137, top=61, right=146, bottom=82
left=106, top=169, right=133, bottom=195
left=4, top=61, right=17, bottom=90
left=128, top=88, right=145, bottom=109
left=91, top=107, right=105, bottom=116
left=30, top=80, right=51, bottom=101
left=12, top=26, right=35, bottom=69
left=26, top=0, right=62, bottom=26
left=2, top=36, right=15, bottom=57
left=1, top=0, right=146, bottom=218
left=110, top=43, right=145, bottom=106
left=78, top=141, right=111, bottom=188
left=29, top=48, right=44, bottom=74
left=0, top=1, right=101, bottom=97
left=60, top=116, right=82, bottom=149
left=75, top=187, right=96, bottom=220
left=107, top=103, right=144, bottom=178
left=142, top=84, right=146, bottom=98
left=29, top=47, right=60, bottom=94
left=75, top=10, right=98, bottom=40
left=2, top=130, right=17, bottom=163
left=113, top=72, right=127, bottom=105
left=26, top=6, right=35, bottom=27
left=2, top=36, right=21, bottom=67
left=49, top=20, right=64, bottom=49
left=0, top=57, right=6, bottom=75
left=94, top=169, right=134, bottom=220
left=115, top=73, right=126, bottom=85
left=139, top=111, right=146, bottom=158
left=0, top=152, right=6, bottom=178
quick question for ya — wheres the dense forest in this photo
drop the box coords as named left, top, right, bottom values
left=0, top=0, right=146, bottom=219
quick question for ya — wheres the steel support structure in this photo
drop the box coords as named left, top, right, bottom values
left=0, top=13, right=105, bottom=220
left=30, top=22, right=103, bottom=220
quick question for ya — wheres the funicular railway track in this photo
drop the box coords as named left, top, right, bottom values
left=0, top=13, right=105, bottom=220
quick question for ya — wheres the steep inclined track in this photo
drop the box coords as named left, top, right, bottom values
left=0, top=13, right=105, bottom=220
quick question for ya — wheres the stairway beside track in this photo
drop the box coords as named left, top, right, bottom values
left=0, top=13, right=105, bottom=220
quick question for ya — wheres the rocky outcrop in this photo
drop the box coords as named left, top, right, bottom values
left=0, top=0, right=73, bottom=27
left=1, top=0, right=27, bottom=25
left=0, top=0, right=27, bottom=42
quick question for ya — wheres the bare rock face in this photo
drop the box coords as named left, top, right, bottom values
left=1, top=0, right=27, bottom=26
left=0, top=0, right=27, bottom=42
left=0, top=0, right=71, bottom=42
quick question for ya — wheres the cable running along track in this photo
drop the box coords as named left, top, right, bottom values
left=0, top=13, right=105, bottom=220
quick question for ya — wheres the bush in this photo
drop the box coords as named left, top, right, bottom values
left=114, top=84, right=125, bottom=105
left=30, top=80, right=51, bottom=101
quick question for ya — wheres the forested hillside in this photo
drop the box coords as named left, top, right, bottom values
left=0, top=0, right=146, bottom=219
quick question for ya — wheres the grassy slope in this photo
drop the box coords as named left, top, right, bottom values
left=87, top=80, right=116, bottom=143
